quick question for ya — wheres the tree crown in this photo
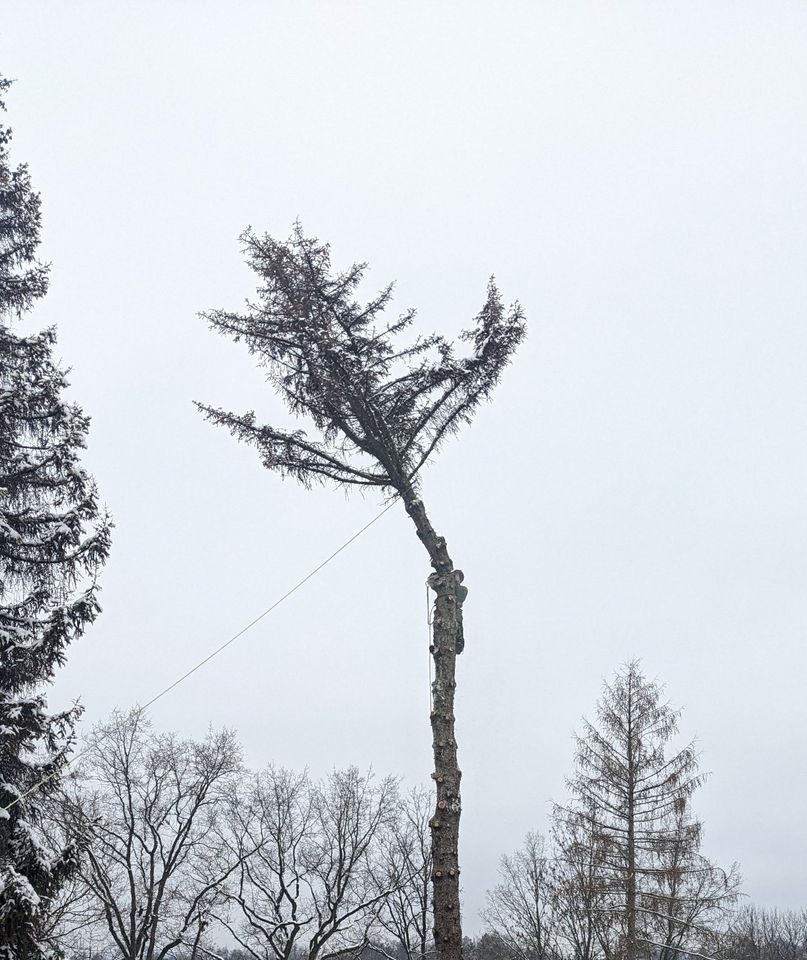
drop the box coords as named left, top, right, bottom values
left=199, top=223, right=525, bottom=492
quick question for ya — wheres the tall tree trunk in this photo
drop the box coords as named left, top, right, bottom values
left=400, top=488, right=464, bottom=960
left=626, top=795, right=636, bottom=960
left=626, top=683, right=636, bottom=960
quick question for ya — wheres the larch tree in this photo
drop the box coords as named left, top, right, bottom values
left=643, top=798, right=739, bottom=960
left=0, top=76, right=111, bottom=958
left=198, top=223, right=525, bottom=960
left=549, top=808, right=615, bottom=960
left=558, top=662, right=722, bottom=960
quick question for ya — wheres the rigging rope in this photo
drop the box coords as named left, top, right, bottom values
left=2, top=498, right=399, bottom=813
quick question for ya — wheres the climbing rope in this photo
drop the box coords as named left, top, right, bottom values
left=426, top=583, right=434, bottom=713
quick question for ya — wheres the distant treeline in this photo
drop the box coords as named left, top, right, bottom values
left=45, top=664, right=803, bottom=960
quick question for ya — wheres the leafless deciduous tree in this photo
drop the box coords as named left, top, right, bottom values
left=723, top=907, right=807, bottom=960
left=58, top=710, right=242, bottom=960
left=481, top=833, right=555, bottom=960
left=374, top=787, right=434, bottom=960
left=215, top=765, right=400, bottom=960
left=199, top=223, right=525, bottom=960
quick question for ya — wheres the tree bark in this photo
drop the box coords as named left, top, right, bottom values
left=399, top=488, right=463, bottom=960
left=626, top=682, right=636, bottom=960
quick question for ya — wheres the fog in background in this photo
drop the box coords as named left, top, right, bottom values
left=4, top=1, right=807, bottom=926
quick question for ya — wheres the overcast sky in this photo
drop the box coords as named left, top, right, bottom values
left=4, top=0, right=807, bottom=925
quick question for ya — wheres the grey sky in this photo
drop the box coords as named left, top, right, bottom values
left=4, top=0, right=807, bottom=926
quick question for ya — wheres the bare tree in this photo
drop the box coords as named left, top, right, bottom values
left=198, top=223, right=525, bottom=960
left=59, top=710, right=242, bottom=960
left=216, top=765, right=399, bottom=960
left=481, top=833, right=555, bottom=960
left=374, top=787, right=434, bottom=960
left=723, top=907, right=807, bottom=960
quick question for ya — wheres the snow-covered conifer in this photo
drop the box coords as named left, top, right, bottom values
left=0, top=75, right=111, bottom=959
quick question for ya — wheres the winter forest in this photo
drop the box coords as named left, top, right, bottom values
left=2, top=6, right=807, bottom=960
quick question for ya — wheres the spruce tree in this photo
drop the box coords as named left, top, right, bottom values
left=199, top=223, right=525, bottom=960
left=0, top=76, right=111, bottom=959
